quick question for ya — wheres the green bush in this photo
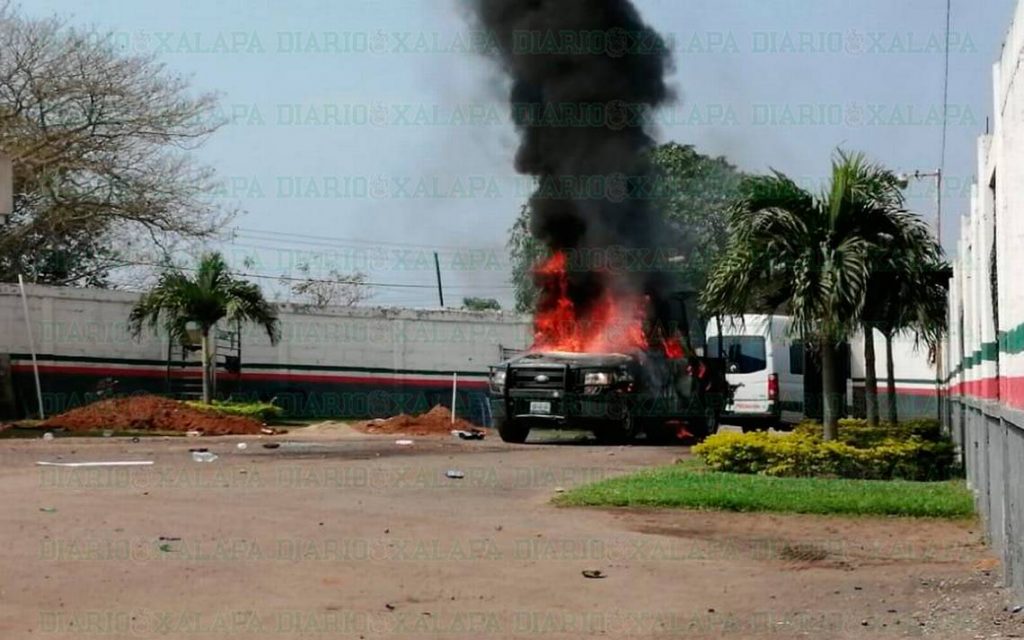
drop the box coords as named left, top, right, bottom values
left=186, top=399, right=283, bottom=422
left=694, top=420, right=957, bottom=481
left=794, top=418, right=944, bottom=447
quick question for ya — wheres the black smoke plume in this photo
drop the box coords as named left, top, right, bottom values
left=469, top=0, right=677, bottom=335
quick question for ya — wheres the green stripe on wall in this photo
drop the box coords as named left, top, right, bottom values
left=981, top=342, right=999, bottom=361
left=851, top=377, right=937, bottom=385
left=1001, top=325, right=1024, bottom=355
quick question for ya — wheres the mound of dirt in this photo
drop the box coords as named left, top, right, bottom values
left=355, top=405, right=485, bottom=437
left=41, top=395, right=265, bottom=436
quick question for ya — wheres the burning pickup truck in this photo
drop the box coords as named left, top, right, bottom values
left=488, top=264, right=729, bottom=444
left=488, top=348, right=727, bottom=444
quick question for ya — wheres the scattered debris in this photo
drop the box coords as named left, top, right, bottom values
left=395, top=440, right=414, bottom=446
left=39, top=507, right=57, bottom=513
left=445, top=470, right=465, bottom=479
left=36, top=461, right=154, bottom=468
left=191, top=451, right=218, bottom=463
left=262, top=443, right=281, bottom=450
left=581, top=570, right=606, bottom=579
left=1012, top=605, right=1022, bottom=614
left=451, top=429, right=485, bottom=440
left=158, top=536, right=182, bottom=542
left=102, top=430, right=113, bottom=438
left=186, top=431, right=202, bottom=438
left=384, top=603, right=395, bottom=611
left=260, top=427, right=276, bottom=435
left=42, top=432, right=54, bottom=441
left=236, top=443, right=248, bottom=450
left=131, top=437, right=141, bottom=443
left=554, top=487, right=566, bottom=493
left=40, top=395, right=265, bottom=436
left=158, top=543, right=174, bottom=553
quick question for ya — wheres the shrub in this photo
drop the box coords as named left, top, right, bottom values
left=186, top=399, right=283, bottom=422
left=694, top=420, right=957, bottom=481
left=794, top=418, right=945, bottom=447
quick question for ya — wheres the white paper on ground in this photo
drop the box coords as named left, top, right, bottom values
left=35, top=461, right=155, bottom=468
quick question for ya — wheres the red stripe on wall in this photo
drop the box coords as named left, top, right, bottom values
left=12, top=363, right=193, bottom=379
left=947, top=380, right=999, bottom=400
left=240, top=371, right=488, bottom=389
left=11, top=363, right=489, bottom=390
left=880, top=386, right=937, bottom=397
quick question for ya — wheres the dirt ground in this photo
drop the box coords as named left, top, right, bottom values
left=0, top=426, right=1021, bottom=640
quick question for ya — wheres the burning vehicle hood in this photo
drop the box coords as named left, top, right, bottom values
left=498, top=351, right=639, bottom=368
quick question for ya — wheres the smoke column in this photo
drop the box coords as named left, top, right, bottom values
left=469, top=0, right=676, bottom=339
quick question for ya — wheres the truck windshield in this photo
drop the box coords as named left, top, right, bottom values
left=707, top=335, right=767, bottom=374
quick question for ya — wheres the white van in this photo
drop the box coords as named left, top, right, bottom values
left=705, top=315, right=806, bottom=426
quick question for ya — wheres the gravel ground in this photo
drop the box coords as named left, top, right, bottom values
left=0, top=426, right=1020, bottom=639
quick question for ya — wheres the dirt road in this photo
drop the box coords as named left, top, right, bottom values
left=0, top=430, right=1020, bottom=639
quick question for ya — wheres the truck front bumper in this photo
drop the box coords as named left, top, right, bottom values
left=490, top=391, right=629, bottom=428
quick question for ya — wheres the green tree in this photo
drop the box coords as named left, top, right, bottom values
left=507, top=204, right=544, bottom=313
left=864, top=241, right=949, bottom=424
left=649, top=142, right=745, bottom=292
left=463, top=297, right=502, bottom=311
left=0, top=5, right=227, bottom=285
left=702, top=151, right=928, bottom=440
left=128, top=252, right=280, bottom=404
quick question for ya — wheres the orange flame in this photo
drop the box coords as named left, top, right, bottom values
left=662, top=337, right=685, bottom=360
left=531, top=252, right=649, bottom=354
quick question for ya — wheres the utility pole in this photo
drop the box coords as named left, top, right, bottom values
left=897, top=168, right=943, bottom=423
left=0, top=151, right=12, bottom=226
left=433, top=252, right=445, bottom=308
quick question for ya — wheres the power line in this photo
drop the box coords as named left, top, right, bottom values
left=937, top=0, right=952, bottom=250
left=230, top=237, right=511, bottom=264
left=104, top=258, right=515, bottom=291
left=234, top=226, right=507, bottom=252
left=940, top=0, right=952, bottom=171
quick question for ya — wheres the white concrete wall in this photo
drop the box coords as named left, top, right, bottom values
left=947, top=0, right=1024, bottom=599
left=0, top=283, right=532, bottom=378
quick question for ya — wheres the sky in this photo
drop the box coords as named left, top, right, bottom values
left=25, top=0, right=1022, bottom=308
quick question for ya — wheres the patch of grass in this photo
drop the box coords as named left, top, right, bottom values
left=185, top=399, right=282, bottom=422
left=555, top=460, right=974, bottom=519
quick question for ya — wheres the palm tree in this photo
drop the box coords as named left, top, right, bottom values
left=866, top=242, right=949, bottom=424
left=860, top=216, right=940, bottom=426
left=702, top=151, right=925, bottom=440
left=129, top=252, right=281, bottom=403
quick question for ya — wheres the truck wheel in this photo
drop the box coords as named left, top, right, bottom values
left=496, top=417, right=530, bottom=444
left=594, top=410, right=636, bottom=445
left=642, top=421, right=679, bottom=445
left=697, top=412, right=720, bottom=441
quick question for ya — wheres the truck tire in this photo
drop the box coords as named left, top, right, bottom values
left=496, top=417, right=530, bottom=444
left=642, top=421, right=678, bottom=445
left=645, top=414, right=717, bottom=445
left=594, top=409, right=636, bottom=445
left=696, top=412, right=720, bottom=441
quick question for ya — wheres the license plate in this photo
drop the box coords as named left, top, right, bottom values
left=529, top=401, right=551, bottom=415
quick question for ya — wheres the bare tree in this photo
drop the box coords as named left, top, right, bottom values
left=285, top=263, right=373, bottom=308
left=0, top=4, right=230, bottom=284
